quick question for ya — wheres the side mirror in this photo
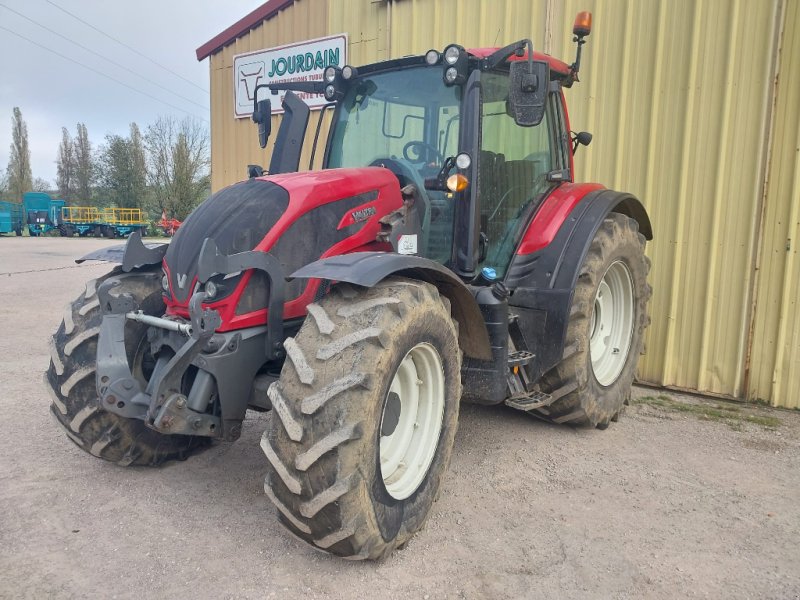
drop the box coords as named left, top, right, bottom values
left=252, top=98, right=272, bottom=149
left=508, top=59, right=549, bottom=127
left=572, top=131, right=592, bottom=153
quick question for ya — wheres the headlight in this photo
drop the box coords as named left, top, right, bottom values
left=341, top=65, right=356, bottom=80
left=455, top=153, right=471, bottom=169
left=444, top=45, right=461, bottom=65
left=425, top=49, right=440, bottom=65
left=444, top=67, right=459, bottom=84
left=324, top=84, right=337, bottom=100
left=324, top=66, right=337, bottom=83
left=196, top=273, right=241, bottom=303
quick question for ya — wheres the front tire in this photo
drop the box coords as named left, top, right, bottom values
left=535, top=213, right=651, bottom=428
left=263, top=278, right=461, bottom=559
left=45, top=268, right=210, bottom=466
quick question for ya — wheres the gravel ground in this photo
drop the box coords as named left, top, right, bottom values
left=1, top=237, right=799, bottom=599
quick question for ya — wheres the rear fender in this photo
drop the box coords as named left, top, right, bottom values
left=506, top=189, right=652, bottom=381
left=291, top=252, right=492, bottom=360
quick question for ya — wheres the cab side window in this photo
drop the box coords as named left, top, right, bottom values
left=479, top=70, right=557, bottom=277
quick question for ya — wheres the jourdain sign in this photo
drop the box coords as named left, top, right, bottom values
left=233, top=34, right=347, bottom=119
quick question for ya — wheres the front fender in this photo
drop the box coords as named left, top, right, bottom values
left=75, top=230, right=168, bottom=272
left=291, top=252, right=492, bottom=360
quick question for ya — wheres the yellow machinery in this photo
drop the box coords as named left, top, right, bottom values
left=59, top=206, right=148, bottom=238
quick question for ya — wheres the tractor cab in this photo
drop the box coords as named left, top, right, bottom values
left=252, top=36, right=582, bottom=281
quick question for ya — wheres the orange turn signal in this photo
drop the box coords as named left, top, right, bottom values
left=446, top=174, right=469, bottom=192
left=573, top=11, right=592, bottom=37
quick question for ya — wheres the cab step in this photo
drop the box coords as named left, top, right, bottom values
left=505, top=390, right=555, bottom=412
left=505, top=349, right=555, bottom=412
left=507, top=349, right=533, bottom=367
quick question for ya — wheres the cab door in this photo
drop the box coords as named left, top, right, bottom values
left=477, top=71, right=569, bottom=279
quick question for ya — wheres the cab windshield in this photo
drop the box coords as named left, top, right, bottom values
left=326, top=66, right=462, bottom=263
left=327, top=66, right=461, bottom=169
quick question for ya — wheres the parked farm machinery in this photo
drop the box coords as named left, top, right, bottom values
left=59, top=206, right=148, bottom=238
left=0, top=201, right=23, bottom=236
left=23, top=193, right=65, bottom=236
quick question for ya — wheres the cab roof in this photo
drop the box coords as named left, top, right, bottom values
left=467, top=48, right=573, bottom=78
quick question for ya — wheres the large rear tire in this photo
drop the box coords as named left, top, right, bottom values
left=45, top=268, right=211, bottom=466
left=534, top=213, right=651, bottom=428
left=262, top=278, right=461, bottom=559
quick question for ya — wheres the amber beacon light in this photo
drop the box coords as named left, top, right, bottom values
left=573, top=11, right=593, bottom=37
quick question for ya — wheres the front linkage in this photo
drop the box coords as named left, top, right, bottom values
left=94, top=232, right=286, bottom=442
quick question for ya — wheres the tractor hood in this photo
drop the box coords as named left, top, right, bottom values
left=163, top=167, right=404, bottom=327
left=164, top=178, right=289, bottom=304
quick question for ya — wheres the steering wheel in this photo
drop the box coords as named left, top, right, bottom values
left=403, top=140, right=444, bottom=166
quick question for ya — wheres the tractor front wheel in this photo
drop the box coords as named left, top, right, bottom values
left=45, top=268, right=210, bottom=465
left=535, top=212, right=651, bottom=428
left=262, top=278, right=461, bottom=559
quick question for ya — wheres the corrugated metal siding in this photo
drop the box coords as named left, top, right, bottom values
left=543, top=0, right=780, bottom=399
left=384, top=0, right=548, bottom=57
left=328, top=0, right=387, bottom=65
left=205, top=0, right=796, bottom=406
left=208, top=0, right=329, bottom=191
left=749, top=0, right=800, bottom=408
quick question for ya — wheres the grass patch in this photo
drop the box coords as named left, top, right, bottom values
left=634, top=395, right=781, bottom=429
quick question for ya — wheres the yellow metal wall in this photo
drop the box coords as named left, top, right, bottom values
left=545, top=0, right=781, bottom=400
left=748, top=0, right=800, bottom=408
left=208, top=0, right=329, bottom=191
left=206, top=0, right=797, bottom=407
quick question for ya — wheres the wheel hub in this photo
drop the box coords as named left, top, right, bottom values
left=379, top=342, right=445, bottom=500
left=589, top=260, right=635, bottom=386
left=381, top=392, right=402, bottom=436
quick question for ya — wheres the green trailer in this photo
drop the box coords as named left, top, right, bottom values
left=0, top=201, right=23, bottom=236
left=22, top=193, right=65, bottom=236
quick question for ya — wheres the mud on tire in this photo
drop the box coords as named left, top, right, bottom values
left=262, top=277, right=461, bottom=559
left=534, top=212, right=651, bottom=428
left=45, top=268, right=210, bottom=466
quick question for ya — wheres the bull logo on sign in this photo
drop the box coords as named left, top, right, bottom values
left=238, top=61, right=265, bottom=101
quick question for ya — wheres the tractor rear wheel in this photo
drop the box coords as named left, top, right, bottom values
left=535, top=213, right=651, bottom=428
left=45, top=268, right=210, bottom=465
left=262, top=278, right=461, bottom=559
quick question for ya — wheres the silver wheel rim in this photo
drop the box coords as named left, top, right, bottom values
left=590, top=260, right=635, bottom=386
left=379, top=342, right=445, bottom=500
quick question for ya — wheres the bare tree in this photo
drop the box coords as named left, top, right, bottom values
left=56, top=127, right=75, bottom=202
left=145, top=116, right=209, bottom=219
left=73, top=123, right=95, bottom=204
left=6, top=107, right=32, bottom=202
left=32, top=177, right=52, bottom=192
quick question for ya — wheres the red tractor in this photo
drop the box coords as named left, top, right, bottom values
left=46, top=13, right=651, bottom=560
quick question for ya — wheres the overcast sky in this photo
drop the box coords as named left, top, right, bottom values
left=0, top=0, right=261, bottom=185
